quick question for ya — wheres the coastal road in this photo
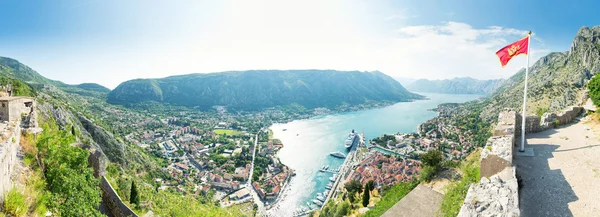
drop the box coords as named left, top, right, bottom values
left=247, top=129, right=267, bottom=215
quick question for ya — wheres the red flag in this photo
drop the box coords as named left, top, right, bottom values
left=496, top=35, right=529, bottom=67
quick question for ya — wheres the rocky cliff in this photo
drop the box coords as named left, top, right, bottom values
left=481, top=26, right=600, bottom=121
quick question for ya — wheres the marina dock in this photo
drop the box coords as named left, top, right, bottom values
left=320, top=133, right=364, bottom=210
left=318, top=169, right=339, bottom=174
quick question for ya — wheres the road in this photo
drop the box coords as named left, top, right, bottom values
left=247, top=129, right=267, bottom=216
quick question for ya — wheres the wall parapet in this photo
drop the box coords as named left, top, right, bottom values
left=459, top=105, right=585, bottom=216
left=100, top=176, right=139, bottom=217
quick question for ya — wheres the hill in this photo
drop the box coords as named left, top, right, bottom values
left=480, top=25, right=600, bottom=121
left=107, top=70, right=424, bottom=110
left=406, top=77, right=504, bottom=95
left=76, top=83, right=110, bottom=93
left=0, top=57, right=110, bottom=99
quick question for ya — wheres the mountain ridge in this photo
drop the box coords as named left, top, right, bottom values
left=107, top=70, right=424, bottom=110
left=480, top=25, right=600, bottom=121
left=406, top=77, right=504, bottom=95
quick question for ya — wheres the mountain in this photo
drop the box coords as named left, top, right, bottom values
left=480, top=25, right=600, bottom=121
left=393, top=77, right=417, bottom=87
left=0, top=57, right=110, bottom=99
left=406, top=77, right=504, bottom=95
left=107, top=70, right=424, bottom=110
left=76, top=83, right=110, bottom=93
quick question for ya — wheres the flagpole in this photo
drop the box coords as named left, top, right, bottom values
left=520, top=31, right=532, bottom=152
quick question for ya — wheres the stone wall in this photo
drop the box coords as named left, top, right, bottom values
left=100, top=176, right=138, bottom=217
left=459, top=105, right=585, bottom=216
left=0, top=123, right=20, bottom=202
left=497, top=106, right=584, bottom=138
left=88, top=148, right=137, bottom=217
left=459, top=108, right=521, bottom=216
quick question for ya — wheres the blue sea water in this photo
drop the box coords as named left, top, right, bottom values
left=268, top=93, right=482, bottom=216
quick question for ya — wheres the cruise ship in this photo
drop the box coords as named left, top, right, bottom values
left=344, top=129, right=360, bottom=150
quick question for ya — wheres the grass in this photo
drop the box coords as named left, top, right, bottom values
left=439, top=149, right=481, bottom=217
left=361, top=181, right=418, bottom=217
left=214, top=129, right=241, bottom=136
left=4, top=188, right=27, bottom=217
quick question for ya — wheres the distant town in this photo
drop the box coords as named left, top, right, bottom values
left=95, top=100, right=489, bottom=216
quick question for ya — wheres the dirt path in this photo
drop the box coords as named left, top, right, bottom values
left=515, top=120, right=600, bottom=217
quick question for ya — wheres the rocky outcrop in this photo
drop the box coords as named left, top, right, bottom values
left=78, top=115, right=126, bottom=164
left=458, top=167, right=520, bottom=217
left=37, top=102, right=126, bottom=164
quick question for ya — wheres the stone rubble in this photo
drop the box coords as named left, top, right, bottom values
left=458, top=167, right=520, bottom=217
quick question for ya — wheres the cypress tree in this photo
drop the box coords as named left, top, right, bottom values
left=130, top=180, right=140, bottom=206
left=362, top=186, right=370, bottom=207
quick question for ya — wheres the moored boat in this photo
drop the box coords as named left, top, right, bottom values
left=313, top=199, right=324, bottom=206
left=329, top=151, right=346, bottom=158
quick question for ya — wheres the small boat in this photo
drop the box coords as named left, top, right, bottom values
left=329, top=174, right=337, bottom=182
left=313, top=199, right=324, bottom=206
left=317, top=195, right=326, bottom=202
left=324, top=165, right=329, bottom=170
left=317, top=192, right=323, bottom=197
left=326, top=183, right=333, bottom=189
left=329, top=151, right=346, bottom=159
left=324, top=190, right=330, bottom=196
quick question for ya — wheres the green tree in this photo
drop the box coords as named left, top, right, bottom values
left=344, top=180, right=363, bottom=195
left=38, top=126, right=102, bottom=216
left=366, top=180, right=375, bottom=192
left=420, top=150, right=443, bottom=168
left=335, top=201, right=350, bottom=217
left=589, top=75, right=600, bottom=106
left=131, top=180, right=140, bottom=206
left=362, top=186, right=370, bottom=207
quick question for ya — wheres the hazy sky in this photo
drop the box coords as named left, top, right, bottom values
left=2, top=0, right=600, bottom=89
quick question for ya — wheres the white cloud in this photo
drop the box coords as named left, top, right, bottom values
left=2, top=1, right=551, bottom=88
left=376, top=22, right=548, bottom=80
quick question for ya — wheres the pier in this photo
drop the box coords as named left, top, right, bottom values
left=318, top=169, right=339, bottom=174
left=320, top=133, right=364, bottom=210
left=293, top=209, right=318, bottom=217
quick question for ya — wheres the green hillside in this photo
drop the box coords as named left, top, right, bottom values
left=107, top=70, right=424, bottom=110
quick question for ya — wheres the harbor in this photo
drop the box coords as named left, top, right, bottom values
left=292, top=130, right=365, bottom=217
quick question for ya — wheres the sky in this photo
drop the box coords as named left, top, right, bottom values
left=1, top=0, right=600, bottom=89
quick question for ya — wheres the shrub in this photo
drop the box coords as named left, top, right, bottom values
left=439, top=149, right=481, bottom=217
left=535, top=107, right=548, bottom=118
left=420, top=150, right=444, bottom=168
left=553, top=120, right=559, bottom=128
left=4, top=188, right=27, bottom=216
left=362, top=181, right=417, bottom=217
left=588, top=75, right=600, bottom=106
left=335, top=201, right=350, bottom=217
left=419, top=165, right=437, bottom=183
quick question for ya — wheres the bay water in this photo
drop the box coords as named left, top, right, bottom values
left=268, top=93, right=481, bottom=216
